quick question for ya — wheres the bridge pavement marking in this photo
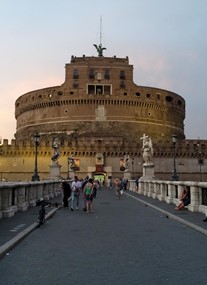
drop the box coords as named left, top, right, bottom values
left=0, top=207, right=60, bottom=259
left=124, top=191, right=207, bottom=237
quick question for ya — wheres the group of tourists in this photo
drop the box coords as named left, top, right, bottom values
left=61, top=175, right=129, bottom=212
left=60, top=176, right=100, bottom=214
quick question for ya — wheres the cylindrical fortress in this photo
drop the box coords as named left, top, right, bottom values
left=15, top=55, right=185, bottom=142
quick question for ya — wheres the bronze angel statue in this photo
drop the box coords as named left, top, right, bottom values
left=93, top=43, right=106, bottom=57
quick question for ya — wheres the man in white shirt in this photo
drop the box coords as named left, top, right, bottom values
left=71, top=176, right=81, bottom=211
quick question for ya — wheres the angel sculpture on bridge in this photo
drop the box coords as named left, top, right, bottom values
left=141, top=134, right=153, bottom=164
left=123, top=154, right=130, bottom=171
left=51, top=138, right=61, bottom=163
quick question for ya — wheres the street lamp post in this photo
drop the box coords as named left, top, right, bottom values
left=67, top=156, right=70, bottom=179
left=67, top=156, right=74, bottom=180
left=172, top=134, right=179, bottom=181
left=32, top=133, right=40, bottom=181
left=196, top=142, right=203, bottom=181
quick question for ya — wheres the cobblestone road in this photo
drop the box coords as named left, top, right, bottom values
left=0, top=188, right=207, bottom=285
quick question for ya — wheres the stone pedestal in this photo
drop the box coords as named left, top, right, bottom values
left=69, top=170, right=75, bottom=181
left=124, top=170, right=131, bottom=180
left=2, top=207, right=15, bottom=218
left=139, top=163, right=155, bottom=181
left=29, top=199, right=37, bottom=207
left=18, top=201, right=29, bottom=211
left=49, top=163, right=61, bottom=179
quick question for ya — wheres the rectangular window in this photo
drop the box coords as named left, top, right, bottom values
left=104, top=69, right=110, bottom=80
left=89, top=69, right=95, bottom=79
left=120, top=70, right=125, bottom=80
left=96, top=85, right=103, bottom=95
left=120, top=81, right=125, bottom=88
left=88, top=85, right=95, bottom=95
left=104, top=85, right=111, bottom=95
left=73, top=79, right=78, bottom=88
left=73, top=69, right=79, bottom=79
left=87, top=84, right=111, bottom=95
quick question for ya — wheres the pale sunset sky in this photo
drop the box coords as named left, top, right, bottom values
left=0, top=0, right=206, bottom=142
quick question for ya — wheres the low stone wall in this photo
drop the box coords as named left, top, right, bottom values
left=0, top=180, right=62, bottom=218
left=128, top=179, right=207, bottom=216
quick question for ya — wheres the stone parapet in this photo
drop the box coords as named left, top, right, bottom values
left=129, top=179, right=207, bottom=215
left=0, top=180, right=61, bottom=219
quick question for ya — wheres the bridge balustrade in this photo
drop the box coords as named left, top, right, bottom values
left=1, top=179, right=207, bottom=218
left=0, top=180, right=62, bottom=218
left=128, top=180, right=207, bottom=216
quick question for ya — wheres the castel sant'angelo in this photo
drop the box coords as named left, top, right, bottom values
left=0, top=44, right=206, bottom=182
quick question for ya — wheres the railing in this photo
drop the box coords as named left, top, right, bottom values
left=128, top=180, right=207, bottom=216
left=1, top=179, right=207, bottom=218
left=0, top=180, right=62, bottom=218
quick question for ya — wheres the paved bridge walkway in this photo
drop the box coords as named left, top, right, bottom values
left=0, top=188, right=207, bottom=285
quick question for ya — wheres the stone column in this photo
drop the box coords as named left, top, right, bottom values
left=138, top=180, right=144, bottom=194
left=43, top=182, right=50, bottom=200
left=148, top=182, right=154, bottom=197
left=143, top=181, right=149, bottom=196
left=158, top=182, right=166, bottom=201
left=153, top=182, right=160, bottom=199
left=2, top=187, right=15, bottom=218
left=188, top=184, right=200, bottom=212
left=165, top=183, right=176, bottom=204
left=0, top=192, right=2, bottom=218
left=28, top=183, right=38, bottom=206
left=17, top=185, right=29, bottom=211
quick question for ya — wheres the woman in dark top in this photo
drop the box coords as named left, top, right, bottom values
left=62, top=180, right=72, bottom=208
left=175, top=186, right=190, bottom=210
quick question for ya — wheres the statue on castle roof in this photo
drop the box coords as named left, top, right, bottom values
left=93, top=43, right=106, bottom=57
left=141, top=134, right=153, bottom=164
left=51, top=138, right=61, bottom=163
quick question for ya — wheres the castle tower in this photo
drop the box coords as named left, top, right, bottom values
left=15, top=53, right=185, bottom=143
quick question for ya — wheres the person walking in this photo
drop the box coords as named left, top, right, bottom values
left=93, top=179, right=99, bottom=198
left=114, top=178, right=123, bottom=199
left=109, top=177, right=113, bottom=190
left=71, top=176, right=80, bottom=211
left=81, top=175, right=89, bottom=211
left=61, top=180, right=71, bottom=208
left=83, top=178, right=94, bottom=213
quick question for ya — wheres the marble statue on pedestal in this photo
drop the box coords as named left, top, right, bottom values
left=51, top=138, right=61, bottom=163
left=141, top=134, right=153, bottom=165
left=140, top=134, right=155, bottom=181
left=123, top=154, right=130, bottom=170
left=49, top=138, right=61, bottom=179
